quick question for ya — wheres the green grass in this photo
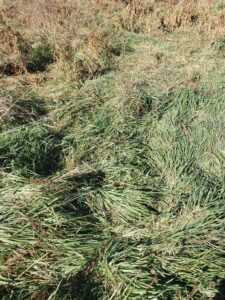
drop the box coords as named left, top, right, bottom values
left=1, top=83, right=225, bottom=299
left=0, top=125, right=62, bottom=177
left=1, top=7, right=225, bottom=300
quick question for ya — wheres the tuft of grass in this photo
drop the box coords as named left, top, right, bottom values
left=215, top=35, right=225, bottom=51
left=126, top=87, right=153, bottom=118
left=74, top=28, right=132, bottom=84
left=0, top=94, right=47, bottom=130
left=20, top=40, right=55, bottom=73
left=0, top=125, right=62, bottom=177
left=0, top=26, right=24, bottom=76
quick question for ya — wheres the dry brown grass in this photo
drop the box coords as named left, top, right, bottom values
left=0, top=0, right=82, bottom=76
left=0, top=0, right=128, bottom=83
left=118, top=0, right=225, bottom=35
left=0, top=0, right=225, bottom=84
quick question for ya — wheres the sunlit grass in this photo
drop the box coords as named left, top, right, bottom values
left=1, top=1, right=225, bottom=299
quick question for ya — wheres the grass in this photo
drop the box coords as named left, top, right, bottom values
left=1, top=0, right=225, bottom=299
left=0, top=125, right=62, bottom=177
left=0, top=87, right=47, bottom=130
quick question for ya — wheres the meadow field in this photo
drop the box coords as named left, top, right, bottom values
left=0, top=0, right=225, bottom=299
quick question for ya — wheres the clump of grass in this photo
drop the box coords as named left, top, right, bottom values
left=215, top=35, right=225, bottom=51
left=0, top=94, right=47, bottom=130
left=0, top=58, right=22, bottom=76
left=126, top=86, right=153, bottom=118
left=0, top=84, right=49, bottom=131
left=0, top=125, right=62, bottom=177
left=118, top=0, right=154, bottom=33
left=0, top=26, right=25, bottom=76
left=74, top=51, right=106, bottom=83
left=0, top=24, right=54, bottom=76
left=74, top=27, right=132, bottom=83
left=20, top=39, right=55, bottom=73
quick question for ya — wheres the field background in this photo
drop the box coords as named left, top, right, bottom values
left=1, top=0, right=225, bottom=299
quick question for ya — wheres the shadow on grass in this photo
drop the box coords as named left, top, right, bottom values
left=57, top=270, right=103, bottom=300
left=55, top=170, right=106, bottom=220
left=68, top=170, right=106, bottom=189
left=214, top=279, right=225, bottom=300
left=0, top=126, right=63, bottom=177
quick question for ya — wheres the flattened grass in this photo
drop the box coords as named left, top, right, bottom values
left=1, top=73, right=225, bottom=300
left=1, top=2, right=225, bottom=298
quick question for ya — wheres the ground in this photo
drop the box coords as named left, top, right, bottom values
left=0, top=1, right=225, bottom=299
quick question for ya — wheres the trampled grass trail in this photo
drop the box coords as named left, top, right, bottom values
left=1, top=1, right=225, bottom=299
